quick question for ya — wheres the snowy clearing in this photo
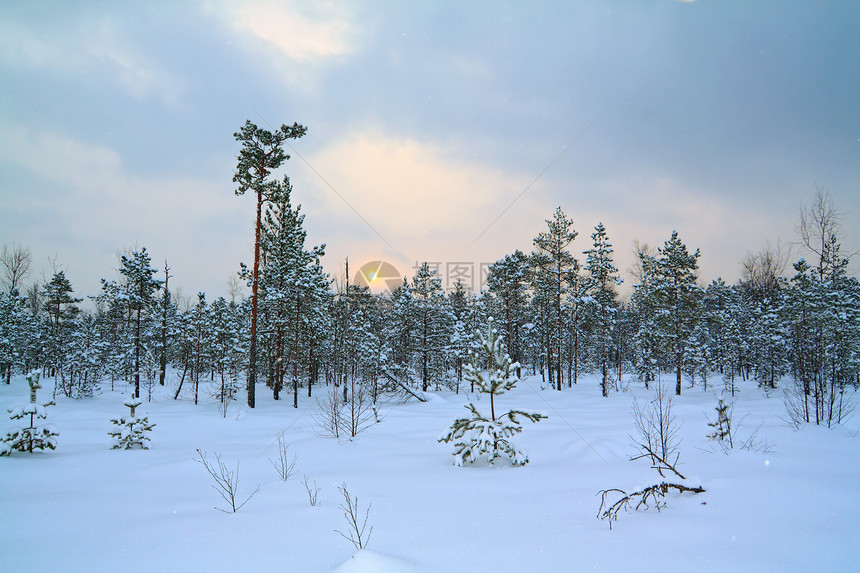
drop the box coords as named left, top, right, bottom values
left=2, top=375, right=859, bottom=572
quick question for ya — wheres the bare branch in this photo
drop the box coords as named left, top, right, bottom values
left=269, top=433, right=299, bottom=481
left=334, top=482, right=373, bottom=550
left=597, top=482, right=705, bottom=528
left=194, top=449, right=260, bottom=513
left=301, top=475, right=321, bottom=506
left=0, top=243, right=31, bottom=292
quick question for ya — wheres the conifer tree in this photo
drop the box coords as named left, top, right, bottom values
left=1, top=371, right=58, bottom=456
left=654, top=231, right=702, bottom=395
left=532, top=207, right=578, bottom=390
left=439, top=319, right=545, bottom=466
left=108, top=398, right=155, bottom=450
left=387, top=278, right=418, bottom=386
left=487, top=250, right=531, bottom=372
left=42, top=271, right=82, bottom=396
left=234, top=119, right=307, bottom=409
left=411, top=263, right=452, bottom=392
left=706, top=396, right=733, bottom=447
left=630, top=249, right=663, bottom=387
left=258, top=185, right=330, bottom=407
left=118, top=248, right=163, bottom=399
left=0, top=289, right=29, bottom=385
left=583, top=222, right=622, bottom=396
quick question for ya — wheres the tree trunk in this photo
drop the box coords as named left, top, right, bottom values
left=159, top=264, right=170, bottom=386
left=248, top=192, right=262, bottom=409
left=293, top=296, right=300, bottom=409
left=134, top=309, right=141, bottom=399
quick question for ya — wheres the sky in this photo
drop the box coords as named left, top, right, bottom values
left=1, top=1, right=858, bottom=303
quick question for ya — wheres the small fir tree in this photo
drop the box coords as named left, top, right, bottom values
left=1, top=371, right=58, bottom=456
left=439, top=319, right=546, bottom=466
left=108, top=399, right=155, bottom=450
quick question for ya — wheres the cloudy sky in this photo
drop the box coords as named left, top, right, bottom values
left=1, top=1, right=858, bottom=302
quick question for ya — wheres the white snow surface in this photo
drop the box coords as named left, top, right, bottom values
left=2, top=374, right=859, bottom=572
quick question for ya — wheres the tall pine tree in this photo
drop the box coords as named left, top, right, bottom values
left=233, top=119, right=307, bottom=408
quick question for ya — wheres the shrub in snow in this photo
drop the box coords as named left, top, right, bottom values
left=439, top=319, right=545, bottom=467
left=1, top=371, right=59, bottom=456
left=108, top=399, right=155, bottom=450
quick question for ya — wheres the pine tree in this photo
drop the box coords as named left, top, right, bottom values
left=233, top=119, right=307, bottom=409
left=532, top=207, right=578, bottom=390
left=67, top=313, right=104, bottom=398
left=706, top=396, right=734, bottom=448
left=108, top=398, right=155, bottom=450
left=439, top=319, right=546, bottom=466
left=630, top=249, right=663, bottom=387
left=118, top=248, right=163, bottom=399
left=487, top=250, right=531, bottom=372
left=411, top=263, right=453, bottom=392
left=654, top=231, right=702, bottom=395
left=387, top=278, right=418, bottom=387
left=209, top=296, right=243, bottom=415
left=1, top=371, right=58, bottom=456
left=0, top=289, right=30, bottom=385
left=583, top=222, right=622, bottom=396
left=42, top=271, right=83, bottom=396
left=257, top=186, right=330, bottom=407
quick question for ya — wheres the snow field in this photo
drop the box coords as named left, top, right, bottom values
left=2, top=374, right=859, bottom=572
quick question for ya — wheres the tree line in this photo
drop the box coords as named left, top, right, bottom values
left=1, top=122, right=856, bottom=428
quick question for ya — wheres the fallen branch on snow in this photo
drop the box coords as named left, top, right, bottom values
left=381, top=371, right=427, bottom=402
left=596, top=482, right=705, bottom=529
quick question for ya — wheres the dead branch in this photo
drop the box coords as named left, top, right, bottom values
left=630, top=444, right=686, bottom=480
left=597, top=482, right=705, bottom=529
left=334, top=482, right=373, bottom=550
left=269, top=433, right=298, bottom=481
left=301, top=474, right=321, bottom=506
left=382, top=370, right=427, bottom=402
left=195, top=449, right=260, bottom=513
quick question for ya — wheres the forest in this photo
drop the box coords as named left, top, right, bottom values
left=1, top=122, right=857, bottom=433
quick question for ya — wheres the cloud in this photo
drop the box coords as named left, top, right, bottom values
left=0, top=17, right=184, bottom=104
left=293, top=129, right=549, bottom=285
left=0, top=124, right=244, bottom=299
left=205, top=0, right=358, bottom=63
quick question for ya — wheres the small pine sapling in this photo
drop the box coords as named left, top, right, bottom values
left=1, top=371, right=59, bottom=456
left=439, top=319, right=546, bottom=466
left=706, top=396, right=734, bottom=449
left=108, top=399, right=155, bottom=450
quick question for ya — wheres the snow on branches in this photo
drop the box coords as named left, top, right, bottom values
left=439, top=319, right=545, bottom=467
left=108, top=399, right=155, bottom=450
left=1, top=371, right=58, bottom=456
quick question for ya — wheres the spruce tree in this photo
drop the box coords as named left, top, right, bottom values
left=1, top=371, right=58, bottom=456
left=439, top=319, right=545, bottom=466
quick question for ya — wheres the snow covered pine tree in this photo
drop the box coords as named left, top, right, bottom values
left=439, top=319, right=545, bottom=466
left=1, top=371, right=58, bottom=456
left=108, top=399, right=155, bottom=450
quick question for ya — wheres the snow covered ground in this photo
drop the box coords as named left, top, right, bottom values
left=2, top=374, right=859, bottom=572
